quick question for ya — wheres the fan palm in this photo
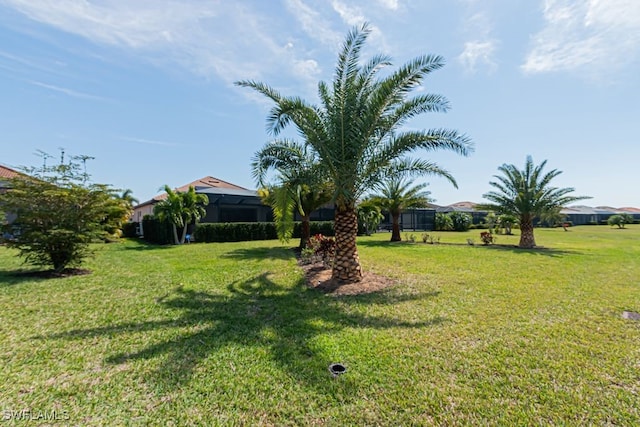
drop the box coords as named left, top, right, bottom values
left=481, top=156, right=589, bottom=248
left=237, top=23, right=472, bottom=282
left=365, top=178, right=432, bottom=241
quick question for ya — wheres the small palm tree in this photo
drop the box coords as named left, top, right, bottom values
left=178, top=186, right=208, bottom=243
left=238, top=23, right=472, bottom=282
left=481, top=156, right=589, bottom=248
left=252, top=140, right=332, bottom=249
left=153, top=186, right=208, bottom=244
left=365, top=178, right=432, bottom=241
left=356, top=201, right=384, bottom=236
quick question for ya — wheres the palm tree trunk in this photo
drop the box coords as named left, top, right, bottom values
left=391, top=212, right=401, bottom=242
left=332, top=206, right=363, bottom=283
left=172, top=224, right=180, bottom=245
left=299, top=214, right=311, bottom=249
left=519, top=216, right=536, bottom=248
left=180, top=223, right=188, bottom=244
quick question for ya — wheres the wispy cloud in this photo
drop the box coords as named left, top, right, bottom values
left=459, top=40, right=497, bottom=73
left=1, top=0, right=397, bottom=95
left=120, top=136, right=182, bottom=148
left=331, top=0, right=366, bottom=27
left=522, top=0, right=640, bottom=75
left=2, top=0, right=322, bottom=86
left=457, top=10, right=499, bottom=73
left=27, top=80, right=108, bottom=101
left=377, top=0, right=399, bottom=11
left=285, top=0, right=342, bottom=48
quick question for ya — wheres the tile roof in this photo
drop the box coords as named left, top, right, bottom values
left=0, top=164, right=21, bottom=179
left=618, top=207, right=640, bottom=213
left=447, top=201, right=477, bottom=209
left=137, top=176, right=251, bottom=207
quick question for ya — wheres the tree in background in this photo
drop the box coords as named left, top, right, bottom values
left=238, top=23, right=472, bottom=282
left=356, top=201, right=385, bottom=236
left=365, top=178, right=432, bottom=241
left=153, top=185, right=208, bottom=245
left=0, top=151, right=130, bottom=272
left=481, top=156, right=589, bottom=248
left=119, top=189, right=139, bottom=208
left=252, top=140, right=332, bottom=249
left=607, top=213, right=634, bottom=229
left=538, top=207, right=566, bottom=228
left=497, top=214, right=518, bottom=234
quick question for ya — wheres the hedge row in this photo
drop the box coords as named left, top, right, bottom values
left=193, top=221, right=336, bottom=243
left=142, top=217, right=174, bottom=245
left=122, top=222, right=138, bottom=238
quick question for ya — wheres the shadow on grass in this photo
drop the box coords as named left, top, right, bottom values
left=0, top=267, right=93, bottom=286
left=0, top=269, right=46, bottom=287
left=121, top=238, right=175, bottom=251
left=357, top=239, right=579, bottom=257
left=221, top=246, right=296, bottom=261
left=37, top=273, right=443, bottom=393
left=480, top=244, right=579, bottom=257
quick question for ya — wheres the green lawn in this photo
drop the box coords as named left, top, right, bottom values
left=1, top=226, right=639, bottom=425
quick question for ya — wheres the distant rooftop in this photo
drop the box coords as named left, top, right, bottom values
left=0, top=164, right=21, bottom=180
left=137, top=176, right=252, bottom=207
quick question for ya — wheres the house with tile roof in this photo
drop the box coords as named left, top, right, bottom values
left=132, top=176, right=275, bottom=235
left=1, top=164, right=22, bottom=229
left=0, top=164, right=21, bottom=189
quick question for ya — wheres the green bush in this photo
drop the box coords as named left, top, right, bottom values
left=449, top=212, right=472, bottom=231
left=435, top=213, right=453, bottom=231
left=122, top=222, right=138, bottom=238
left=194, top=222, right=277, bottom=243
left=182, top=221, right=336, bottom=244
left=294, top=221, right=335, bottom=237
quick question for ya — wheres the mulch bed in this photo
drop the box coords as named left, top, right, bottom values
left=299, top=261, right=396, bottom=296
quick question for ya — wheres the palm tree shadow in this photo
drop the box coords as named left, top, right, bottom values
left=481, top=244, right=579, bottom=257
left=39, top=273, right=444, bottom=393
left=221, top=246, right=296, bottom=261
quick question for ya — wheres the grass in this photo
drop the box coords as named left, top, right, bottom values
left=1, top=226, right=639, bottom=425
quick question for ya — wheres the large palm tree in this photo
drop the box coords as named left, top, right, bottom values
left=252, top=140, right=332, bottom=249
left=481, top=156, right=589, bottom=248
left=237, top=23, right=472, bottom=282
left=365, top=178, right=432, bottom=242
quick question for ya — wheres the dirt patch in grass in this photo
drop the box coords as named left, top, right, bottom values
left=299, top=262, right=396, bottom=296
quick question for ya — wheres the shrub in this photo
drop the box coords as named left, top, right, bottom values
left=122, top=222, right=138, bottom=238
left=194, top=222, right=278, bottom=243
left=480, top=231, right=495, bottom=245
left=435, top=213, right=453, bottom=231
left=293, top=221, right=334, bottom=238
left=449, top=211, right=472, bottom=231
left=308, top=234, right=336, bottom=267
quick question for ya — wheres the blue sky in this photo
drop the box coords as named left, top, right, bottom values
left=1, top=0, right=638, bottom=207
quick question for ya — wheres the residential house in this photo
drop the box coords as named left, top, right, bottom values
left=132, top=176, right=274, bottom=235
left=1, top=164, right=21, bottom=227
